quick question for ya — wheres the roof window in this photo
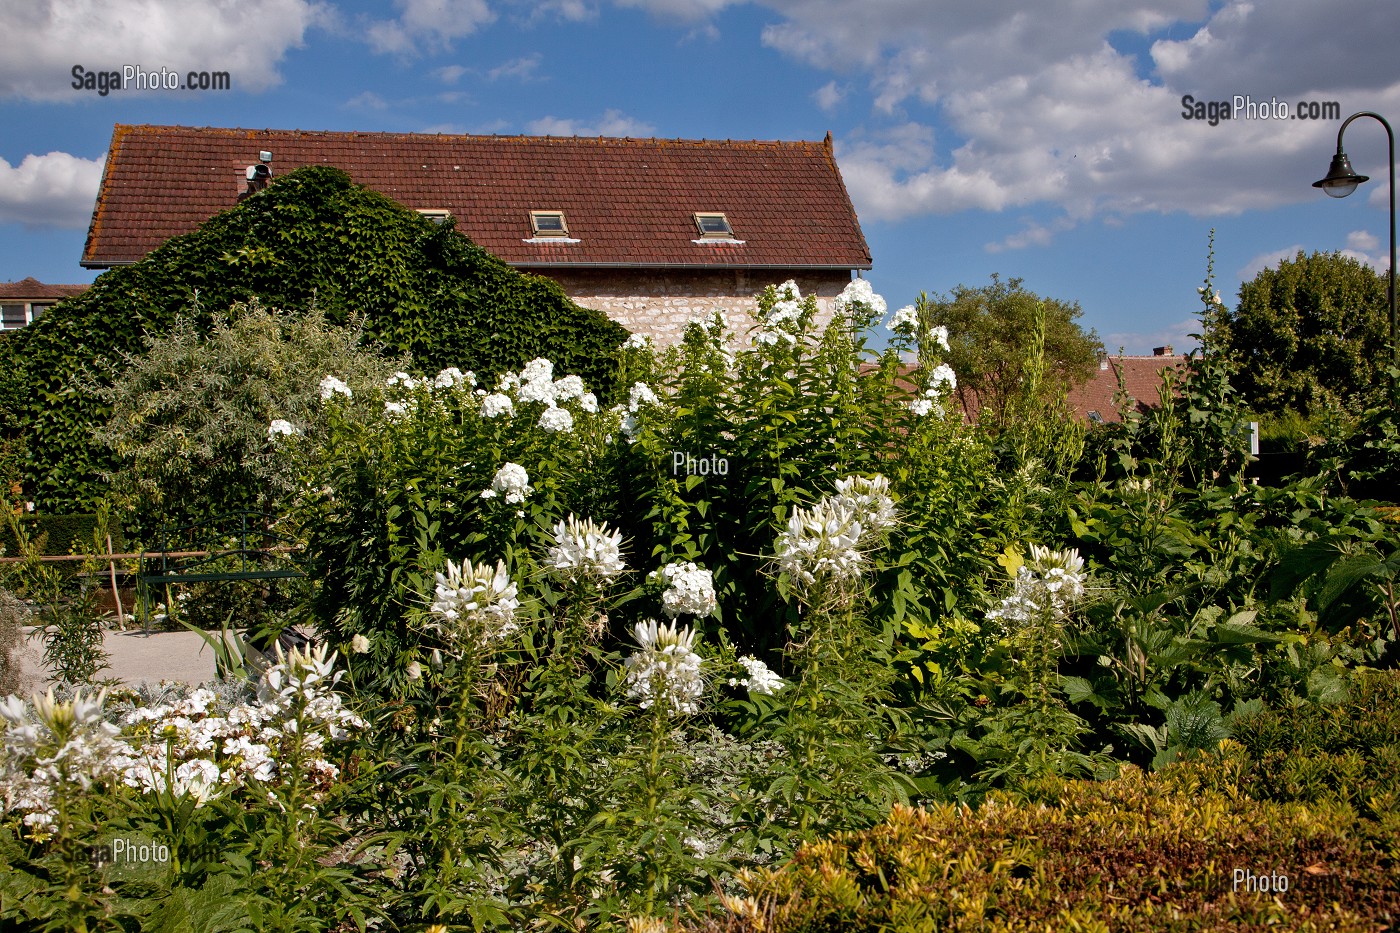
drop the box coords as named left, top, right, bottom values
left=693, top=212, right=735, bottom=239
left=417, top=209, right=451, bottom=224
left=530, top=210, right=570, bottom=237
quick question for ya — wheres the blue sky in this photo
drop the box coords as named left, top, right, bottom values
left=2, top=0, right=1396, bottom=354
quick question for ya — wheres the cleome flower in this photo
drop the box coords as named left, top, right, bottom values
left=833, top=474, right=898, bottom=536
left=547, top=515, right=626, bottom=583
left=429, top=558, right=520, bottom=645
left=985, top=544, right=1087, bottom=634
left=774, top=498, right=865, bottom=590
left=623, top=619, right=704, bottom=716
left=649, top=561, right=717, bottom=618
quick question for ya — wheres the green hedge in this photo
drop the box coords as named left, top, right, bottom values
left=683, top=671, right=1400, bottom=932
left=0, top=165, right=628, bottom=512
left=0, top=514, right=127, bottom=557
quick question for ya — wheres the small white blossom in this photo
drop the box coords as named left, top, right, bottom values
left=386, top=371, right=418, bottom=390
left=774, top=498, right=865, bottom=590
left=480, top=393, right=514, bottom=419
left=833, top=474, right=898, bottom=535
left=430, top=558, right=520, bottom=645
left=835, top=278, right=887, bottom=316
left=649, top=561, right=717, bottom=618
left=928, top=325, right=951, bottom=352
left=628, top=382, right=659, bottom=411
left=267, top=419, right=299, bottom=440
left=909, top=398, right=934, bottom=417
left=623, top=619, right=704, bottom=716
left=580, top=392, right=598, bottom=413
left=552, top=374, right=586, bottom=401
left=434, top=367, right=474, bottom=389
left=927, top=363, right=957, bottom=392
left=547, top=515, right=626, bottom=583
left=623, top=333, right=650, bottom=350
left=538, top=405, right=574, bottom=433
left=888, top=305, right=919, bottom=335
left=486, top=462, right=532, bottom=504
left=318, top=375, right=352, bottom=400
left=730, top=656, right=785, bottom=696
left=350, top=634, right=371, bottom=654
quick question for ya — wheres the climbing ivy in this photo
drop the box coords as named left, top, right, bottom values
left=0, top=166, right=628, bottom=514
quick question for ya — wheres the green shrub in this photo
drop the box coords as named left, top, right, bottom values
left=0, top=165, right=627, bottom=514
left=684, top=764, right=1398, bottom=932
left=0, top=513, right=126, bottom=557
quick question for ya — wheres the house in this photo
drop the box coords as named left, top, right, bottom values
left=81, top=124, right=872, bottom=343
left=0, top=278, right=90, bottom=331
left=1067, top=347, right=1187, bottom=423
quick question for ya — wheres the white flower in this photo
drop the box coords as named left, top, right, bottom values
left=776, top=279, right=802, bottom=301
left=628, top=382, right=658, bottom=411
left=552, top=374, right=586, bottom=401
left=908, top=398, right=934, bottom=417
left=888, top=305, right=919, bottom=335
left=580, top=392, right=598, bottom=414
left=430, top=558, right=520, bottom=644
left=547, top=515, right=626, bottom=583
left=486, top=462, right=532, bottom=504
left=538, top=405, right=574, bottom=433
left=835, top=278, right=886, bottom=316
left=927, top=363, right=957, bottom=392
left=480, top=393, right=514, bottom=419
left=318, top=375, right=352, bottom=400
left=267, top=419, right=299, bottom=440
left=406, top=661, right=422, bottom=680
left=731, top=656, right=785, bottom=696
left=520, top=358, right=553, bottom=384
left=434, top=367, right=474, bottom=389
left=774, top=499, right=865, bottom=590
left=623, top=333, right=650, bottom=350
left=623, top=619, right=704, bottom=716
left=833, top=474, right=898, bottom=535
left=386, top=371, right=418, bottom=390
left=649, top=561, right=717, bottom=618
left=986, top=544, right=1086, bottom=633
left=517, top=378, right=556, bottom=405
left=350, top=634, right=371, bottom=654
left=172, top=758, right=222, bottom=805
left=929, top=325, right=951, bottom=352
left=384, top=400, right=408, bottom=418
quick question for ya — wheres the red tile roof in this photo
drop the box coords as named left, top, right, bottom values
left=82, top=125, right=873, bottom=271
left=1067, top=354, right=1186, bottom=422
left=0, top=278, right=89, bottom=300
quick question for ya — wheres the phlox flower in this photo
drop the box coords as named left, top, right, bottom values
left=538, top=405, right=574, bottom=433
left=929, top=325, right=951, bottom=352
left=318, top=375, right=352, bottom=400
left=649, top=561, right=717, bottom=618
left=480, top=393, right=514, bottom=419
left=552, top=374, right=586, bottom=401
left=267, top=419, right=299, bottom=440
left=729, top=655, right=785, bottom=696
left=434, top=367, right=474, bottom=389
left=547, top=515, right=626, bottom=583
left=623, top=333, right=650, bottom=350
left=386, top=371, right=418, bottom=390
left=623, top=619, right=704, bottom=716
left=835, top=278, right=887, bottom=317
left=628, top=382, right=659, bottom=411
left=927, top=363, right=957, bottom=393
left=482, top=462, right=531, bottom=504
left=888, top=305, right=919, bottom=335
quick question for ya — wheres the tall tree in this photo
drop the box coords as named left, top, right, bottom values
left=1214, top=250, right=1388, bottom=418
left=916, top=274, right=1102, bottom=428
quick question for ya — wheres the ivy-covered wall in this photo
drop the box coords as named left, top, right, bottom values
left=0, top=166, right=628, bottom=512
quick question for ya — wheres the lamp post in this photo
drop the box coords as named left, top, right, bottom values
left=1312, top=111, right=1396, bottom=366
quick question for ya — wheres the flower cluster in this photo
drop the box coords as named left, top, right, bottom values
left=1, top=689, right=128, bottom=833
left=835, top=278, right=887, bottom=318
left=547, top=515, right=626, bottom=583
left=267, top=418, right=299, bottom=440
left=429, top=558, right=521, bottom=646
left=729, top=656, right=785, bottom=697
left=985, top=544, right=1087, bottom=634
left=318, top=374, right=352, bottom=400
left=488, top=358, right=597, bottom=433
left=617, top=381, right=660, bottom=442
left=623, top=619, right=704, bottom=716
left=481, top=462, right=532, bottom=504
left=888, top=304, right=919, bottom=335
left=833, top=474, right=898, bottom=536
left=752, top=279, right=807, bottom=347
left=649, top=561, right=717, bottom=618
left=908, top=364, right=958, bottom=417
left=775, top=498, right=865, bottom=590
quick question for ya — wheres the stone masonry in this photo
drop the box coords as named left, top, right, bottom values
left=539, top=268, right=853, bottom=345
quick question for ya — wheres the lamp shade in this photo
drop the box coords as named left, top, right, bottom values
left=1313, top=151, right=1368, bottom=198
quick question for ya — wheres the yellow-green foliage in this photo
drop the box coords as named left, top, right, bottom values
left=682, top=684, right=1400, bottom=932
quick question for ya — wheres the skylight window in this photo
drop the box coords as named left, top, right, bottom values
left=693, top=212, right=735, bottom=239
left=417, top=209, right=451, bottom=224
left=530, top=210, right=569, bottom=237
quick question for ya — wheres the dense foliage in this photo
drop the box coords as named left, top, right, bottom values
left=1212, top=250, right=1389, bottom=419
left=2, top=250, right=1398, bottom=930
left=0, top=165, right=627, bottom=515
left=913, top=274, right=1103, bottom=429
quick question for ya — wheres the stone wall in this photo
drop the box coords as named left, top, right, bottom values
left=533, top=268, right=853, bottom=345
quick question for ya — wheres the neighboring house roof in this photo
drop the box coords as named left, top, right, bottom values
left=0, top=278, right=90, bottom=300
left=1067, top=353, right=1187, bottom=422
left=82, top=124, right=873, bottom=271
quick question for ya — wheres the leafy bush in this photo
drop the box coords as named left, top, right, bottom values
left=0, top=513, right=127, bottom=558
left=0, top=165, right=627, bottom=514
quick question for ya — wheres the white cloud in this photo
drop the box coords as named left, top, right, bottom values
left=1104, top=319, right=1200, bottom=356
left=436, top=64, right=469, bottom=84
left=1346, top=230, right=1379, bottom=252
left=367, top=0, right=495, bottom=55
left=0, top=151, right=104, bottom=229
left=489, top=53, right=542, bottom=82
left=345, top=90, right=389, bottom=110
left=985, top=217, right=1077, bottom=253
left=526, top=108, right=655, bottom=137
left=0, top=0, right=322, bottom=101
left=613, top=0, right=744, bottom=21
left=1237, top=245, right=1305, bottom=282
left=813, top=80, right=845, bottom=112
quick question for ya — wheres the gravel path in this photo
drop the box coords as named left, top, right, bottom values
left=15, top=627, right=220, bottom=694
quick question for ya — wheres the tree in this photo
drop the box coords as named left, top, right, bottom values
left=94, top=301, right=409, bottom=533
left=1213, top=250, right=1388, bottom=419
left=915, top=274, right=1102, bottom=429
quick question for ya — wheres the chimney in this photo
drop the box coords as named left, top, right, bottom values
left=1153, top=345, right=1174, bottom=357
left=240, top=151, right=273, bottom=198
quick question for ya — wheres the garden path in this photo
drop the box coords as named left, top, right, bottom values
left=16, top=627, right=217, bottom=694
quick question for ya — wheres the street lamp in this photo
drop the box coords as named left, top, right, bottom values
left=1313, top=111, right=1396, bottom=365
